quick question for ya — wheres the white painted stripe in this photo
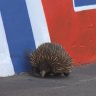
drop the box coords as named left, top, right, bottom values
left=25, top=0, right=51, bottom=48
left=73, top=0, right=96, bottom=12
left=0, top=12, right=15, bottom=77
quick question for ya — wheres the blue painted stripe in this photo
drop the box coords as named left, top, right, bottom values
left=74, top=0, right=96, bottom=7
left=0, top=0, right=36, bottom=73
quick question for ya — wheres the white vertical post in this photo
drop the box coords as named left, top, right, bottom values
left=25, top=0, right=51, bottom=48
left=0, top=12, right=15, bottom=77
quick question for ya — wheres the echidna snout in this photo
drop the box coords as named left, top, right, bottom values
left=40, top=70, right=46, bottom=77
left=39, top=63, right=51, bottom=77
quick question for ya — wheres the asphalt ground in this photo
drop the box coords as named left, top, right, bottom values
left=0, top=64, right=96, bottom=96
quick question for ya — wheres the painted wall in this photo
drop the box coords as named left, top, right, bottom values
left=0, top=0, right=96, bottom=77
left=42, top=0, right=96, bottom=65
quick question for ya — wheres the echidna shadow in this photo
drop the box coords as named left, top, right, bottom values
left=29, top=43, right=73, bottom=78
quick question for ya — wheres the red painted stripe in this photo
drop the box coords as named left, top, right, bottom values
left=42, top=0, right=96, bottom=64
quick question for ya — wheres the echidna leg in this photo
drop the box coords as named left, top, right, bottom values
left=32, top=67, right=40, bottom=74
left=64, top=72, right=70, bottom=77
left=54, top=73, right=62, bottom=76
left=32, top=67, right=36, bottom=72
left=61, top=73, right=64, bottom=76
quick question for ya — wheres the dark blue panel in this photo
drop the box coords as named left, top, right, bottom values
left=74, top=0, right=96, bottom=7
left=0, top=0, right=36, bottom=73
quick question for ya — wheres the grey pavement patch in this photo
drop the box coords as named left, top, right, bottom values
left=0, top=64, right=96, bottom=96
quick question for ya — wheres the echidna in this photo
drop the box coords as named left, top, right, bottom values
left=29, top=43, right=73, bottom=77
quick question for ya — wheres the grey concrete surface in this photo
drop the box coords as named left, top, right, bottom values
left=0, top=64, right=96, bottom=96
